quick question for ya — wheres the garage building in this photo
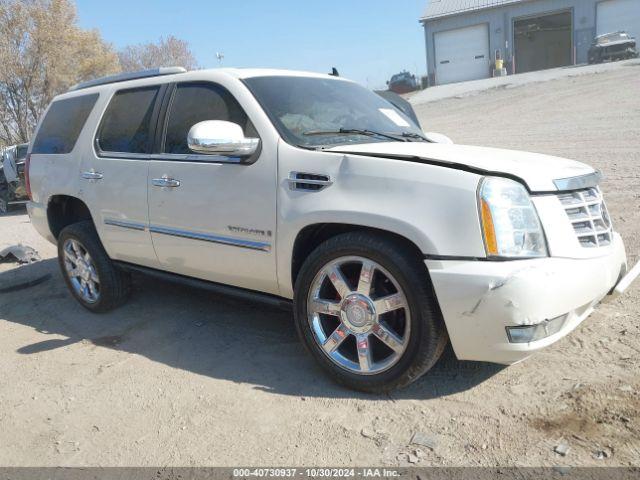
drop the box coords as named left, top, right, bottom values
left=421, top=0, right=640, bottom=85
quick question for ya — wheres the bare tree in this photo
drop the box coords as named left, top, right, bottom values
left=118, top=36, right=198, bottom=73
left=0, top=0, right=120, bottom=146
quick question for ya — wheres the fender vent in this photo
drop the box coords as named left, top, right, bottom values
left=287, top=172, right=332, bottom=192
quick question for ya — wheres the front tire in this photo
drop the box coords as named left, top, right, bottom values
left=58, top=221, right=131, bottom=313
left=294, top=232, right=448, bottom=392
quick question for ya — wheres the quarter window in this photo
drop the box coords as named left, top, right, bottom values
left=163, top=83, right=254, bottom=154
left=98, top=87, right=160, bottom=154
left=32, top=94, right=98, bottom=154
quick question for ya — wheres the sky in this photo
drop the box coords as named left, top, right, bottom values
left=75, top=0, right=428, bottom=90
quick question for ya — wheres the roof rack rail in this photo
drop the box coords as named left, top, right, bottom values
left=69, top=67, right=187, bottom=92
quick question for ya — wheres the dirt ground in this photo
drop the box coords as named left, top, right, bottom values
left=1, top=64, right=639, bottom=467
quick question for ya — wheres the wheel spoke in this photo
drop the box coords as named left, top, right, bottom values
left=357, top=260, right=375, bottom=296
left=310, top=298, right=341, bottom=316
left=71, top=240, right=83, bottom=258
left=374, top=293, right=406, bottom=315
left=69, top=267, right=82, bottom=278
left=81, top=279, right=90, bottom=298
left=64, top=244, right=78, bottom=264
left=356, top=334, right=372, bottom=372
left=88, top=280, right=99, bottom=297
left=322, top=324, right=350, bottom=354
left=372, top=323, right=405, bottom=353
left=89, top=268, right=100, bottom=283
left=326, top=265, right=351, bottom=299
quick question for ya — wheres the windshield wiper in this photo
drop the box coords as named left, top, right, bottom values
left=399, top=131, right=428, bottom=142
left=302, top=128, right=407, bottom=142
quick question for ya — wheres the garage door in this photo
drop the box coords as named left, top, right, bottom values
left=597, top=0, right=640, bottom=40
left=434, top=24, right=490, bottom=85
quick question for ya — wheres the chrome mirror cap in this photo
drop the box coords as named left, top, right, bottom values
left=423, top=131, right=454, bottom=144
left=187, top=120, right=260, bottom=157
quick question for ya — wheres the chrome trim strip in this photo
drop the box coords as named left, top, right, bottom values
left=149, top=225, right=271, bottom=252
left=553, top=171, right=602, bottom=191
left=148, top=153, right=242, bottom=164
left=104, top=218, right=147, bottom=231
left=96, top=151, right=151, bottom=161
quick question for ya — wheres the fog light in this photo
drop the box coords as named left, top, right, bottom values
left=506, top=315, right=567, bottom=344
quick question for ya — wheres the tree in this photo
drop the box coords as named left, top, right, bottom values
left=0, top=0, right=120, bottom=146
left=118, top=36, right=198, bottom=73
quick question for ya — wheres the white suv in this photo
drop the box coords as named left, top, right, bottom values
left=25, top=67, right=638, bottom=392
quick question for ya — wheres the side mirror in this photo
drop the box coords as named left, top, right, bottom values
left=187, top=120, right=260, bottom=157
left=423, top=131, right=454, bottom=144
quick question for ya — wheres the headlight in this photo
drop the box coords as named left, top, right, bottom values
left=479, top=177, right=548, bottom=258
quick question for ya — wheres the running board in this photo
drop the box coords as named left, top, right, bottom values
left=115, top=262, right=293, bottom=311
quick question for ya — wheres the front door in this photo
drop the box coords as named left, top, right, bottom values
left=80, top=85, right=164, bottom=268
left=147, top=82, right=278, bottom=294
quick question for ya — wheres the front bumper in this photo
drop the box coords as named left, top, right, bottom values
left=426, top=232, right=633, bottom=364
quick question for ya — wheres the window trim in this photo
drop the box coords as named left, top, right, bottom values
left=94, top=84, right=167, bottom=160
left=153, top=80, right=262, bottom=165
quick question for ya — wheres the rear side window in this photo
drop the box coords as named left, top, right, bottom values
left=163, top=82, right=252, bottom=154
left=98, top=87, right=160, bottom=154
left=32, top=94, right=98, bottom=154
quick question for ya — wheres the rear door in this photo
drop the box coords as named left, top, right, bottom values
left=80, top=85, right=165, bottom=268
left=147, top=81, right=278, bottom=294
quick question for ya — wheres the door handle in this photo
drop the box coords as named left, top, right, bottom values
left=152, top=175, right=181, bottom=188
left=81, top=169, right=103, bottom=180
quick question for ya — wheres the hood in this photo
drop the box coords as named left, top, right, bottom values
left=327, top=142, right=596, bottom=192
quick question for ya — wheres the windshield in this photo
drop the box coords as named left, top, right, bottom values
left=243, top=76, right=424, bottom=148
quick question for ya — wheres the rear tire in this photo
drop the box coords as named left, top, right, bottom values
left=58, top=221, right=131, bottom=313
left=294, top=232, right=448, bottom=393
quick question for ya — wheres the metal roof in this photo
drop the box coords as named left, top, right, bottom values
left=421, top=0, right=527, bottom=21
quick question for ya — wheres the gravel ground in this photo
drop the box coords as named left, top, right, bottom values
left=0, top=64, right=639, bottom=467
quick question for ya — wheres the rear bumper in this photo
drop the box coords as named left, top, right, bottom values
left=27, top=201, right=56, bottom=244
left=426, top=233, right=630, bottom=364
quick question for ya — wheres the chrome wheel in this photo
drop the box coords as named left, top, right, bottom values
left=63, top=238, right=100, bottom=304
left=307, top=256, right=411, bottom=375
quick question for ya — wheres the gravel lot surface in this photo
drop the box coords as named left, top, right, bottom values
left=1, top=64, right=639, bottom=467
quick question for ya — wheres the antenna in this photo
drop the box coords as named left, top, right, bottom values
left=216, top=52, right=225, bottom=67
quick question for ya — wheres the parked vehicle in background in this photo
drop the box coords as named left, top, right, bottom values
left=25, top=67, right=639, bottom=392
left=588, top=31, right=638, bottom=64
left=387, top=70, right=418, bottom=94
left=0, top=143, right=29, bottom=214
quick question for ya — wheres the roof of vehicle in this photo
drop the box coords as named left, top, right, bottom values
left=55, top=67, right=352, bottom=103
left=594, top=31, right=633, bottom=44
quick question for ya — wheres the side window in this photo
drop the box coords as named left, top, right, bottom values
left=163, top=82, right=254, bottom=155
left=32, top=94, right=99, bottom=154
left=98, top=86, right=159, bottom=154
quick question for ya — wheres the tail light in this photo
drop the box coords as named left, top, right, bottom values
left=25, top=153, right=32, bottom=200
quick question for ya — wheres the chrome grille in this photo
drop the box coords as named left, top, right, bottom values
left=558, top=187, right=612, bottom=248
